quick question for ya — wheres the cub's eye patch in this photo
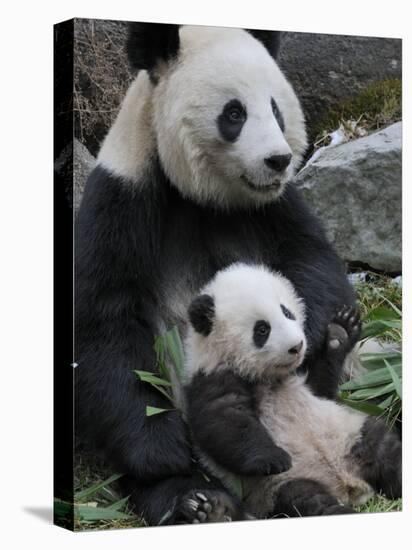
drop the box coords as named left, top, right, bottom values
left=271, top=97, right=285, bottom=132
left=281, top=304, right=296, bottom=320
left=217, top=99, right=247, bottom=142
left=253, top=320, right=271, bottom=348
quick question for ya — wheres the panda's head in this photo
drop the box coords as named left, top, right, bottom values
left=185, top=263, right=307, bottom=381
left=126, top=23, right=307, bottom=209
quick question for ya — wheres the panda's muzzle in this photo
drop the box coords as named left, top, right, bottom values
left=241, top=175, right=281, bottom=192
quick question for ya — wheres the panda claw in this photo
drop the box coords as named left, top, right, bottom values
left=187, top=498, right=199, bottom=511
left=196, top=492, right=208, bottom=502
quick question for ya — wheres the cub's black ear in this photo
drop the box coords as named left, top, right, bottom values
left=126, top=22, right=180, bottom=72
left=246, top=29, right=281, bottom=59
left=188, top=294, right=215, bottom=336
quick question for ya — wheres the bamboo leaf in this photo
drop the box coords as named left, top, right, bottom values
left=107, top=496, right=130, bottom=511
left=75, top=505, right=132, bottom=522
left=365, top=306, right=400, bottom=322
left=361, top=320, right=401, bottom=340
left=340, top=363, right=401, bottom=390
left=339, top=398, right=383, bottom=416
left=146, top=405, right=174, bottom=416
left=384, top=359, right=402, bottom=399
left=75, top=473, right=124, bottom=502
left=348, top=382, right=395, bottom=401
left=134, top=370, right=172, bottom=387
left=164, top=326, right=185, bottom=380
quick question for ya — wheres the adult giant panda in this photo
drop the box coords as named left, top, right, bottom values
left=75, top=23, right=357, bottom=525
left=184, top=263, right=402, bottom=520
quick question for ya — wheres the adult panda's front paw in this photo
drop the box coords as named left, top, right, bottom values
left=327, top=305, right=362, bottom=354
left=177, top=489, right=247, bottom=524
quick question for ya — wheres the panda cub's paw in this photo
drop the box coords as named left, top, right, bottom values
left=327, top=305, right=362, bottom=355
left=242, top=446, right=292, bottom=476
left=178, top=490, right=247, bottom=524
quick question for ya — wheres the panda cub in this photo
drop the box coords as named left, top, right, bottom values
left=184, top=263, right=402, bottom=520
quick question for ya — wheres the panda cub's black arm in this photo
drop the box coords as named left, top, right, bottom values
left=185, top=369, right=292, bottom=476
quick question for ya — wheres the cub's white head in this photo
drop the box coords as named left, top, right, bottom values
left=185, top=263, right=307, bottom=381
left=101, top=23, right=307, bottom=209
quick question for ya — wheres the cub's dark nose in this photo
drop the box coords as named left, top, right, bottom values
left=264, top=153, right=292, bottom=172
left=288, top=340, right=303, bottom=355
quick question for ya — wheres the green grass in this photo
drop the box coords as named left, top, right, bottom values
left=313, top=78, right=402, bottom=148
left=356, top=495, right=402, bottom=513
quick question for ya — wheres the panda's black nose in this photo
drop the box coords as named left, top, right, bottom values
left=264, top=153, right=292, bottom=172
left=288, top=340, right=303, bottom=355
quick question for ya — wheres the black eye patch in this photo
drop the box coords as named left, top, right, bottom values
left=217, top=99, right=247, bottom=142
left=253, top=320, right=271, bottom=348
left=281, top=304, right=296, bottom=320
left=271, top=97, right=285, bottom=132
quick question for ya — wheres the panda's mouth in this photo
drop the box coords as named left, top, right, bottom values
left=241, top=175, right=281, bottom=192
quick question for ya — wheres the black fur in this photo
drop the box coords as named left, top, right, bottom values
left=272, top=479, right=355, bottom=517
left=188, top=294, right=215, bottom=336
left=350, top=417, right=402, bottom=499
left=126, top=22, right=180, bottom=73
left=246, top=29, right=282, bottom=59
left=118, top=471, right=246, bottom=525
left=185, top=369, right=292, bottom=476
left=281, top=304, right=295, bottom=320
left=75, top=158, right=355, bottom=524
left=271, top=97, right=285, bottom=132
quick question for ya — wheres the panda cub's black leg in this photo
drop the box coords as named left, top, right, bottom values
left=350, top=417, right=402, bottom=500
left=327, top=305, right=362, bottom=358
left=272, top=479, right=355, bottom=517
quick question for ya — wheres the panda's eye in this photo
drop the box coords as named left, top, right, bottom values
left=228, top=108, right=242, bottom=122
left=281, top=304, right=296, bottom=321
left=253, top=320, right=271, bottom=348
left=217, top=99, right=247, bottom=142
left=223, top=100, right=246, bottom=124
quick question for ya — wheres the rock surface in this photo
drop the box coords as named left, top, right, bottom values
left=278, top=32, right=401, bottom=141
left=295, top=122, right=402, bottom=272
left=73, top=139, right=95, bottom=212
left=54, top=138, right=95, bottom=212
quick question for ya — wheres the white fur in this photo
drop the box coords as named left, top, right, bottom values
left=244, top=377, right=373, bottom=517
left=98, top=71, right=155, bottom=182
left=98, top=26, right=307, bottom=208
left=185, top=263, right=374, bottom=517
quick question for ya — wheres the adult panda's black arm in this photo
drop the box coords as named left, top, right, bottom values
left=185, top=370, right=292, bottom=476
left=75, top=166, right=193, bottom=481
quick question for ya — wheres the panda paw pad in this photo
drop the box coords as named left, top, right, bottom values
left=179, top=489, right=243, bottom=524
left=327, top=305, right=362, bottom=353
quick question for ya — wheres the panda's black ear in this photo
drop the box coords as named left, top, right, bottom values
left=126, top=22, right=180, bottom=73
left=246, top=29, right=282, bottom=59
left=188, top=294, right=215, bottom=336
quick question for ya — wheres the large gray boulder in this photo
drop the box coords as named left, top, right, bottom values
left=73, top=139, right=95, bottom=212
left=54, top=138, right=95, bottom=213
left=295, top=122, right=402, bottom=272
